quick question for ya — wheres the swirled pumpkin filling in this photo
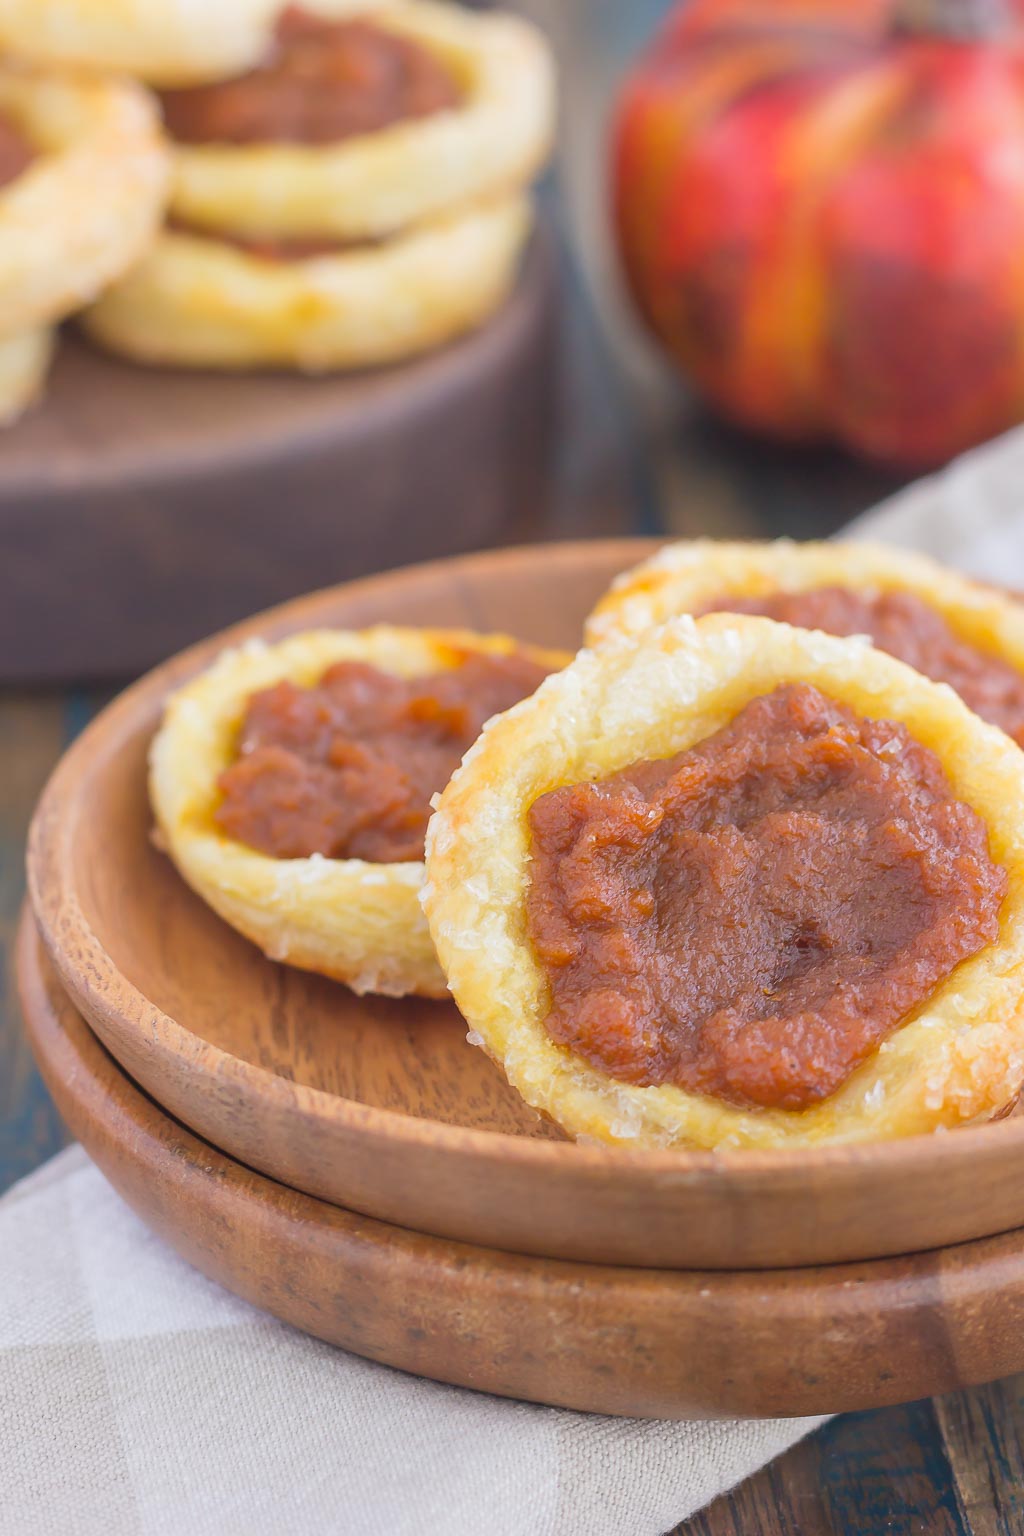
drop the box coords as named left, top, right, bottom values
left=216, top=651, right=552, bottom=863
left=526, top=683, right=1005, bottom=1112
left=160, top=9, right=462, bottom=148
left=698, top=585, right=1024, bottom=746
left=0, top=112, right=34, bottom=189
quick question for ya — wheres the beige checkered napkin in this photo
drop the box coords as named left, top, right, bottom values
left=848, top=427, right=1024, bottom=571
left=8, top=428, right=1024, bottom=1536
left=0, top=1149, right=823, bottom=1536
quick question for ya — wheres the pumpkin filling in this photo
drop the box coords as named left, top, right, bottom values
left=216, top=651, right=552, bottom=864
left=526, top=683, right=1005, bottom=1112
left=160, top=9, right=462, bottom=148
left=698, top=585, right=1024, bottom=746
left=0, top=112, right=34, bottom=189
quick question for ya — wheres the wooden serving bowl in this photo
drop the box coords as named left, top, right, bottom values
left=27, top=539, right=1024, bottom=1270
left=0, top=228, right=555, bottom=683
left=21, top=909, right=1024, bottom=1420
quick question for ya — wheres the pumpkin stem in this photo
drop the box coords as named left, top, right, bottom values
left=895, top=0, right=1013, bottom=37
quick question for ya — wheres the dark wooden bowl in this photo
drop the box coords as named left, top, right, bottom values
left=20, top=909, right=1024, bottom=1421
left=0, top=227, right=556, bottom=683
left=27, top=538, right=1024, bottom=1271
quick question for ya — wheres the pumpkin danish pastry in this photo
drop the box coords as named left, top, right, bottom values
left=82, top=0, right=555, bottom=372
left=0, top=63, right=168, bottom=418
left=423, top=616, right=1024, bottom=1149
left=81, top=195, right=533, bottom=372
left=150, top=627, right=565, bottom=997
left=586, top=539, right=1024, bottom=747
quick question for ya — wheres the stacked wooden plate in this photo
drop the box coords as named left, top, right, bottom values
left=21, top=539, right=1024, bottom=1420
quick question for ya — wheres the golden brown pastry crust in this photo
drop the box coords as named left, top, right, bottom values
left=0, top=0, right=282, bottom=85
left=150, top=626, right=567, bottom=997
left=584, top=538, right=1024, bottom=673
left=81, top=194, right=531, bottom=371
left=167, top=0, right=555, bottom=243
left=0, top=64, right=170, bottom=337
left=0, top=327, right=53, bottom=424
left=423, top=615, right=1024, bottom=1149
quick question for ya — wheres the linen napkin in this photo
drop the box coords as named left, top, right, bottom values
left=6, top=427, right=1024, bottom=1536
left=2, top=1149, right=824, bottom=1535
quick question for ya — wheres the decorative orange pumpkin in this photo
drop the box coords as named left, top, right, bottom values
left=612, top=0, right=1024, bottom=466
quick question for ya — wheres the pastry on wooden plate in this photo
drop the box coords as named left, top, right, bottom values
left=81, top=0, right=555, bottom=371
left=150, top=626, right=565, bottom=997
left=0, top=63, right=169, bottom=419
left=81, top=195, right=533, bottom=372
left=423, top=615, right=1024, bottom=1149
left=586, top=539, right=1024, bottom=746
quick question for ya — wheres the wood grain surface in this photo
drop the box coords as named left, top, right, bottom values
left=21, top=907, right=1024, bottom=1424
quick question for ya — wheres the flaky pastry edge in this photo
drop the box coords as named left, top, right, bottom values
left=150, top=625, right=567, bottom=998
left=0, top=0, right=282, bottom=85
left=424, top=615, right=1024, bottom=1149
left=82, top=192, right=530, bottom=370
left=584, top=538, right=1024, bottom=674
left=0, top=326, right=53, bottom=424
left=0, top=63, right=170, bottom=336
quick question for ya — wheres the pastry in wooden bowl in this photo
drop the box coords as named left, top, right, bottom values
left=424, top=615, right=1024, bottom=1150
left=150, top=626, right=565, bottom=996
left=0, top=63, right=169, bottom=419
left=586, top=539, right=1024, bottom=747
left=81, top=0, right=555, bottom=371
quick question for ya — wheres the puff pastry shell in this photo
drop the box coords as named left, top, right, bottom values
left=0, top=327, right=53, bottom=423
left=423, top=615, right=1024, bottom=1149
left=167, top=0, right=555, bottom=243
left=0, top=64, right=169, bottom=338
left=150, top=626, right=566, bottom=997
left=0, top=0, right=282, bottom=85
left=81, top=193, right=530, bottom=371
left=585, top=539, right=1024, bottom=675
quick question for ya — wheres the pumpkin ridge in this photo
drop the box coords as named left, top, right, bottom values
left=743, top=56, right=910, bottom=431
left=614, top=42, right=835, bottom=349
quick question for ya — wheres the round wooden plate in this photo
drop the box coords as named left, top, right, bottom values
left=20, top=908, right=1024, bottom=1421
left=28, top=539, right=1024, bottom=1272
left=0, top=228, right=555, bottom=683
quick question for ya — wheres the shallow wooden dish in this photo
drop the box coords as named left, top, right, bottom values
left=28, top=539, right=1024, bottom=1271
left=0, top=227, right=555, bottom=683
left=20, top=910, right=1024, bottom=1421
